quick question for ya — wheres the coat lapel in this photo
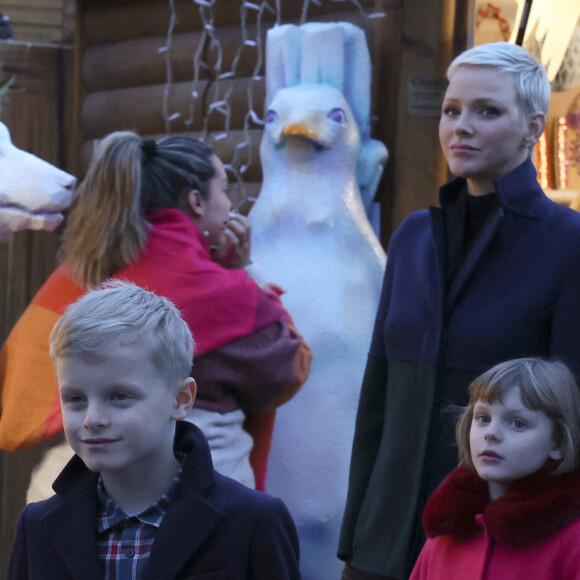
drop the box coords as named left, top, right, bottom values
left=42, top=480, right=100, bottom=580
left=446, top=209, right=503, bottom=314
left=144, top=421, right=223, bottom=580
left=144, top=491, right=223, bottom=580
left=428, top=205, right=446, bottom=316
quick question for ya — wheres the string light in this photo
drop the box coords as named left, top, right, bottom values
left=162, top=0, right=379, bottom=209
left=557, top=117, right=569, bottom=189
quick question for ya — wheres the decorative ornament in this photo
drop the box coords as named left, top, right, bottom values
left=566, top=93, right=580, bottom=176
left=475, top=3, right=512, bottom=41
left=555, top=117, right=569, bottom=189
left=534, top=129, right=553, bottom=189
left=554, top=92, right=580, bottom=192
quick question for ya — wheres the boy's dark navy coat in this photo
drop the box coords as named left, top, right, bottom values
left=8, top=421, right=301, bottom=580
left=339, top=159, right=580, bottom=579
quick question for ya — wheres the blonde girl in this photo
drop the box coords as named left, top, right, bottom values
left=411, top=358, right=580, bottom=580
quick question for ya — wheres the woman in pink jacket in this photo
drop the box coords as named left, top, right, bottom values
left=0, top=132, right=312, bottom=495
left=411, top=358, right=580, bottom=580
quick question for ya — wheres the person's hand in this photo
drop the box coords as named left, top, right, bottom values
left=210, top=212, right=252, bottom=269
left=261, top=282, right=286, bottom=297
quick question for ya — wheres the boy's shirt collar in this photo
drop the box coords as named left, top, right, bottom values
left=96, top=467, right=183, bottom=532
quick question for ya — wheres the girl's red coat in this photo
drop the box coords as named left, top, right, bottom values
left=411, top=465, right=580, bottom=580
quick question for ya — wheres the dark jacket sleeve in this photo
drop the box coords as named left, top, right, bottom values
left=549, top=237, right=580, bottom=379
left=249, top=495, right=301, bottom=579
left=7, top=506, right=30, bottom=580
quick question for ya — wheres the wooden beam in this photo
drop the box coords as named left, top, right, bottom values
left=387, top=0, right=465, bottom=236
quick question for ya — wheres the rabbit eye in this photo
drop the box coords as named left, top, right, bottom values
left=265, top=110, right=279, bottom=124
left=328, top=108, right=346, bottom=124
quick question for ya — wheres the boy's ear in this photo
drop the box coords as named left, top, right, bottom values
left=172, top=377, right=196, bottom=420
left=186, top=190, right=205, bottom=218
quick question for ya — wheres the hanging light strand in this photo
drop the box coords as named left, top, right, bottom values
left=162, top=0, right=380, bottom=209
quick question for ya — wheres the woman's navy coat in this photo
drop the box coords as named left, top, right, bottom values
left=339, top=159, right=580, bottom=579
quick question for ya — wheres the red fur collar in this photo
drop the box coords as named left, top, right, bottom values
left=423, top=465, right=580, bottom=548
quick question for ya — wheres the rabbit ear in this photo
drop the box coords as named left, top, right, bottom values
left=264, top=24, right=302, bottom=108
left=265, top=23, right=372, bottom=140
left=299, top=24, right=346, bottom=91
left=301, top=22, right=372, bottom=141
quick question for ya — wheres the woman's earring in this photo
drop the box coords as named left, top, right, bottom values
left=203, top=230, right=210, bottom=238
left=524, top=138, right=535, bottom=150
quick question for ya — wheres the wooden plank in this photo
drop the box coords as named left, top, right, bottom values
left=81, top=76, right=266, bottom=140
left=82, top=24, right=265, bottom=93
left=81, top=0, right=217, bottom=44
left=0, top=0, right=74, bottom=44
left=81, top=5, right=383, bottom=93
left=5, top=25, right=64, bottom=44
left=0, top=42, right=60, bottom=94
left=386, top=0, right=460, bottom=236
left=1, top=7, right=63, bottom=26
left=1, top=0, right=64, bottom=8
left=362, top=1, right=402, bottom=241
left=79, top=0, right=383, bottom=44
left=79, top=128, right=264, bottom=182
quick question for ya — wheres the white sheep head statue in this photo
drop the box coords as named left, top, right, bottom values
left=0, top=121, right=75, bottom=242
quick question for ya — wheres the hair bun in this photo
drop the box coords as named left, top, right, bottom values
left=141, top=139, right=157, bottom=164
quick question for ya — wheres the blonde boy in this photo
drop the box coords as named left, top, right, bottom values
left=8, top=281, right=300, bottom=580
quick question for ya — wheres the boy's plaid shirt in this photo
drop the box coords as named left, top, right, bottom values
left=95, top=469, right=182, bottom=580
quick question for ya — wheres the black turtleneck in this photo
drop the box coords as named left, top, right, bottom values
left=444, top=186, right=500, bottom=290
